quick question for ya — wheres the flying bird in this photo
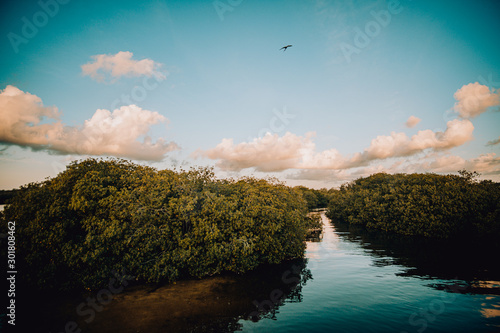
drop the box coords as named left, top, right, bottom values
left=280, top=45, right=292, bottom=51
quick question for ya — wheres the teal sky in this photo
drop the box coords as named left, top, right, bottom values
left=1, top=0, right=499, bottom=189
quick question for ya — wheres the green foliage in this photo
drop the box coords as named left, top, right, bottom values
left=2, top=158, right=309, bottom=291
left=304, top=212, right=322, bottom=230
left=326, top=172, right=500, bottom=239
left=294, top=186, right=331, bottom=210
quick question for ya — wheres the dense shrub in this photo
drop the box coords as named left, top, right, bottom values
left=1, top=158, right=310, bottom=291
left=326, top=171, right=500, bottom=239
left=294, top=186, right=331, bottom=210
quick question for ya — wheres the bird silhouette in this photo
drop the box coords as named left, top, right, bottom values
left=280, top=45, right=292, bottom=51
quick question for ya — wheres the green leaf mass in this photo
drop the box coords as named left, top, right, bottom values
left=2, top=158, right=310, bottom=291
left=326, top=171, right=500, bottom=240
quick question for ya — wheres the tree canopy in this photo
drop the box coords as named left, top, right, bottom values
left=1, top=158, right=311, bottom=291
left=326, top=171, right=500, bottom=240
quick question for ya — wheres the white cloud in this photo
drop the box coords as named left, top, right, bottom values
left=81, top=51, right=166, bottom=82
left=196, top=132, right=312, bottom=172
left=199, top=81, right=499, bottom=181
left=199, top=118, right=474, bottom=173
left=453, top=82, right=500, bottom=118
left=428, top=155, right=466, bottom=172
left=0, top=85, right=61, bottom=147
left=401, top=153, right=500, bottom=175
left=355, top=118, right=474, bottom=163
left=289, top=152, right=500, bottom=183
left=0, top=85, right=177, bottom=161
left=467, top=153, right=500, bottom=174
left=405, top=115, right=421, bottom=128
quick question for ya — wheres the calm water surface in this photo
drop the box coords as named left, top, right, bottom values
left=25, top=212, right=500, bottom=332
left=238, top=212, right=500, bottom=332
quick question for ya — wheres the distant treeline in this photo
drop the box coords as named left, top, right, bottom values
left=0, top=189, right=19, bottom=204
left=294, top=186, right=332, bottom=210
left=326, top=171, right=500, bottom=240
left=1, top=158, right=317, bottom=291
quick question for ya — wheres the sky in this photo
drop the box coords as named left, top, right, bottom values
left=1, top=0, right=499, bottom=190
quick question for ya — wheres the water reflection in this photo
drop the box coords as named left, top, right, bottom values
left=332, top=221, right=500, bottom=295
left=306, top=212, right=340, bottom=256
left=481, top=296, right=500, bottom=319
left=24, top=259, right=312, bottom=332
left=327, top=219, right=500, bottom=331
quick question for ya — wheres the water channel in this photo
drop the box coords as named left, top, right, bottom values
left=24, top=212, right=500, bottom=332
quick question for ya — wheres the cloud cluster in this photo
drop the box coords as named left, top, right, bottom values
left=399, top=153, right=500, bottom=175
left=81, top=51, right=166, bottom=82
left=355, top=118, right=474, bottom=163
left=199, top=81, right=500, bottom=179
left=453, top=82, right=500, bottom=118
left=0, top=85, right=61, bottom=147
left=288, top=152, right=500, bottom=182
left=200, top=118, right=474, bottom=172
left=405, top=115, right=421, bottom=128
left=0, top=85, right=177, bottom=160
left=198, top=132, right=312, bottom=172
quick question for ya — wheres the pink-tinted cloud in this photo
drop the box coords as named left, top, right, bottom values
left=0, top=85, right=61, bottom=147
left=453, top=82, right=500, bottom=118
left=81, top=51, right=166, bottom=82
left=402, top=153, right=500, bottom=175
left=196, top=132, right=313, bottom=172
left=405, top=115, right=421, bottom=128
left=199, top=118, right=474, bottom=173
left=354, top=118, right=474, bottom=163
left=290, top=153, right=500, bottom=182
left=199, top=82, right=499, bottom=179
left=0, top=85, right=177, bottom=160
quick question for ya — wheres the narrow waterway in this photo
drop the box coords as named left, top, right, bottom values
left=24, top=212, right=500, bottom=332
left=238, top=212, right=500, bottom=332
